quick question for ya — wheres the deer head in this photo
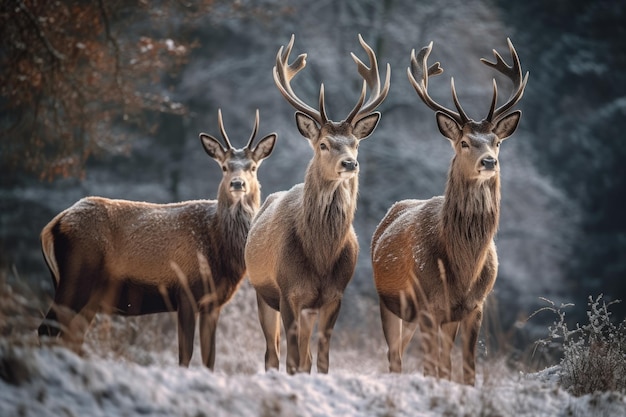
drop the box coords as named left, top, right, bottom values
left=199, top=109, right=276, bottom=209
left=274, top=34, right=390, bottom=182
left=408, top=39, right=529, bottom=182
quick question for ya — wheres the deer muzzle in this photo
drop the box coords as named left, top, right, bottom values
left=230, top=178, right=246, bottom=192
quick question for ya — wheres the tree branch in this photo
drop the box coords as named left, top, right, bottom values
left=17, top=0, right=65, bottom=61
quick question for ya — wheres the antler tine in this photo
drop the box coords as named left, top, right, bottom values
left=246, top=109, right=260, bottom=149
left=480, top=38, right=529, bottom=122
left=407, top=42, right=468, bottom=126
left=346, top=34, right=391, bottom=124
left=217, top=108, right=233, bottom=150
left=273, top=34, right=325, bottom=125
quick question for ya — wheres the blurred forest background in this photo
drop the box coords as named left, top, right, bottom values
left=1, top=0, right=624, bottom=352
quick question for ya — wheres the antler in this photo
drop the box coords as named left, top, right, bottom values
left=273, top=34, right=328, bottom=126
left=217, top=108, right=233, bottom=150
left=480, top=38, right=529, bottom=122
left=273, top=34, right=390, bottom=127
left=245, top=109, right=260, bottom=149
left=407, top=42, right=469, bottom=126
left=345, top=34, right=391, bottom=124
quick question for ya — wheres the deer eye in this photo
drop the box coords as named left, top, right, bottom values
left=461, top=141, right=469, bottom=149
left=251, top=165, right=257, bottom=172
left=222, top=166, right=227, bottom=172
left=496, top=141, right=501, bottom=148
left=320, top=142, right=328, bottom=151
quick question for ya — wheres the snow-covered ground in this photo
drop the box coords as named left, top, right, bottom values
left=2, top=343, right=626, bottom=417
left=2, top=283, right=625, bottom=417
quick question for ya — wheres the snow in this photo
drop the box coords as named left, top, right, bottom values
left=2, top=343, right=625, bottom=417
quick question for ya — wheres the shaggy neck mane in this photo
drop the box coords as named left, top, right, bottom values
left=298, top=167, right=358, bottom=272
left=440, top=162, right=500, bottom=285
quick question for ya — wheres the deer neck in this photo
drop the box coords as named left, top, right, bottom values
left=440, top=163, right=500, bottom=284
left=298, top=168, right=358, bottom=268
left=215, top=189, right=259, bottom=277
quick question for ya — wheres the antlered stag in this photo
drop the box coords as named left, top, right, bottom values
left=371, top=39, right=528, bottom=385
left=245, top=34, right=390, bottom=374
left=38, top=110, right=276, bottom=369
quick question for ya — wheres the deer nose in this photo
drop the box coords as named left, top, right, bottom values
left=341, top=159, right=358, bottom=171
left=230, top=178, right=245, bottom=191
left=481, top=157, right=497, bottom=170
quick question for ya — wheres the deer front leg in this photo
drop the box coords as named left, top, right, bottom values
left=380, top=299, right=403, bottom=373
left=177, top=297, right=197, bottom=367
left=439, top=321, right=460, bottom=381
left=418, top=311, right=438, bottom=378
left=199, top=307, right=220, bottom=370
left=316, top=298, right=342, bottom=374
left=256, top=293, right=281, bottom=371
left=298, top=308, right=317, bottom=373
left=279, top=296, right=299, bottom=375
left=461, top=307, right=482, bottom=386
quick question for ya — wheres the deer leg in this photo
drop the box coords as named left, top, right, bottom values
left=61, top=295, right=100, bottom=353
left=279, top=296, right=299, bottom=375
left=316, top=299, right=342, bottom=374
left=380, top=300, right=403, bottom=373
left=298, top=308, right=317, bottom=373
left=177, top=297, right=197, bottom=367
left=461, top=308, right=482, bottom=386
left=439, top=321, right=460, bottom=381
left=199, top=307, right=220, bottom=370
left=256, top=293, right=281, bottom=371
left=400, top=319, right=418, bottom=357
left=418, top=311, right=438, bottom=378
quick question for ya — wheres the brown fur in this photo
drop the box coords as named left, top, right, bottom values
left=245, top=35, right=389, bottom=374
left=38, top=111, right=276, bottom=370
left=372, top=41, right=527, bottom=385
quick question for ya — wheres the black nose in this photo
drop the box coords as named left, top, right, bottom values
left=230, top=179, right=245, bottom=190
left=341, top=159, right=358, bottom=171
left=481, top=157, right=497, bottom=170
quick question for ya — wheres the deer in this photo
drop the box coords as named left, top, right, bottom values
left=371, top=39, right=528, bottom=385
left=245, top=34, right=390, bottom=374
left=37, top=109, right=276, bottom=370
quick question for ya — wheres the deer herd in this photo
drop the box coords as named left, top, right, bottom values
left=37, top=34, right=528, bottom=386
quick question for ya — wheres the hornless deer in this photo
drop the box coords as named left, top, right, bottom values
left=245, top=34, right=390, bottom=374
left=38, top=110, right=276, bottom=369
left=371, top=39, right=528, bottom=385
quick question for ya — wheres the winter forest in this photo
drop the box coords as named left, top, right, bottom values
left=1, top=0, right=625, bottom=416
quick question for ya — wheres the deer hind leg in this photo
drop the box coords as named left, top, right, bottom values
left=199, top=306, right=220, bottom=370
left=177, top=295, right=197, bottom=367
left=439, top=321, right=460, bottom=381
left=461, top=308, right=482, bottom=386
left=316, top=298, right=342, bottom=374
left=380, top=299, right=403, bottom=373
left=39, top=270, right=101, bottom=352
left=256, top=293, right=281, bottom=371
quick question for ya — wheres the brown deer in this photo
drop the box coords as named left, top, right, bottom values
left=38, top=109, right=276, bottom=369
left=245, top=34, right=390, bottom=374
left=371, top=39, right=528, bottom=385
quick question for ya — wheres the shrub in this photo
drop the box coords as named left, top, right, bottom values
left=532, top=294, right=626, bottom=396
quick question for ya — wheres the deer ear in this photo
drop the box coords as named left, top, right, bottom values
left=200, top=133, right=226, bottom=161
left=295, top=111, right=320, bottom=141
left=493, top=110, right=521, bottom=140
left=352, top=112, right=381, bottom=140
left=436, top=112, right=462, bottom=141
left=252, top=133, right=277, bottom=162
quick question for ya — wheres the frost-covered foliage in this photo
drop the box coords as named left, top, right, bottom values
left=533, top=295, right=626, bottom=396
